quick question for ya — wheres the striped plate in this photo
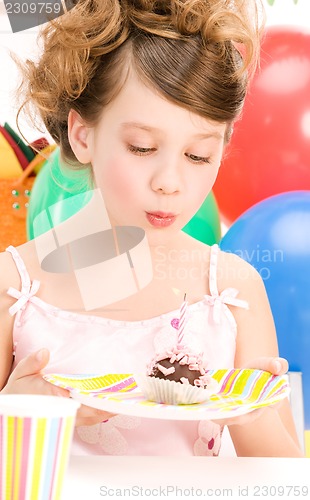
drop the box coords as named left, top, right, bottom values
left=43, top=369, right=290, bottom=421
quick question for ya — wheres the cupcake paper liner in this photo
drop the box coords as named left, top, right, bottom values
left=134, top=373, right=220, bottom=405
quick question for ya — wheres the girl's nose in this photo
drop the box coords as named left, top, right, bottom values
left=150, top=159, right=182, bottom=195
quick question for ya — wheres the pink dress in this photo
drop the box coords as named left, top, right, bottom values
left=6, top=244, right=248, bottom=456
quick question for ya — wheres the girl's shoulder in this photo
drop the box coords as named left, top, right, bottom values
left=217, top=246, right=263, bottom=293
left=181, top=233, right=262, bottom=291
left=177, top=232, right=262, bottom=286
left=0, top=249, right=21, bottom=363
left=0, top=248, right=21, bottom=296
left=0, top=240, right=40, bottom=310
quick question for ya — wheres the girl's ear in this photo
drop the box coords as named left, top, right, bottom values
left=68, top=109, right=93, bottom=164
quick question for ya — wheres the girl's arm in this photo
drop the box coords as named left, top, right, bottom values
left=0, top=252, right=58, bottom=395
left=0, top=251, right=114, bottom=426
left=0, top=252, right=19, bottom=390
left=220, top=252, right=303, bottom=457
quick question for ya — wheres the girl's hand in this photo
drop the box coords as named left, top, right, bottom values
left=1, top=348, right=69, bottom=397
left=1, top=349, right=115, bottom=426
left=75, top=405, right=115, bottom=427
left=242, top=356, right=288, bottom=376
left=213, top=356, right=288, bottom=427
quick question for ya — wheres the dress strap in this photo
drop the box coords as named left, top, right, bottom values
left=204, top=244, right=249, bottom=326
left=6, top=246, right=32, bottom=293
left=5, top=246, right=40, bottom=318
left=208, top=244, right=220, bottom=297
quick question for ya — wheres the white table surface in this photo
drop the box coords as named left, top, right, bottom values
left=63, top=457, right=310, bottom=500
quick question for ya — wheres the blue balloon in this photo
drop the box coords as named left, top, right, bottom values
left=220, top=191, right=310, bottom=429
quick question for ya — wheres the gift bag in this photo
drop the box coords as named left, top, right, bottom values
left=0, top=145, right=56, bottom=252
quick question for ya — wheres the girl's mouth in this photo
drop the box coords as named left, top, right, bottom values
left=146, top=211, right=177, bottom=228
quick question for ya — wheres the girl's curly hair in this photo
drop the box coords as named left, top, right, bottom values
left=17, top=0, right=265, bottom=163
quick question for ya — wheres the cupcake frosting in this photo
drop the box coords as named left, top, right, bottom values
left=147, top=345, right=210, bottom=388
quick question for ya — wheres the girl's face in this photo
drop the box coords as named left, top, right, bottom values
left=72, top=73, right=226, bottom=247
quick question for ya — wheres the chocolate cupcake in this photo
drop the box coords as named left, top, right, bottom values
left=135, top=345, right=219, bottom=405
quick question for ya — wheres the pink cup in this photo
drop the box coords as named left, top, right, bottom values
left=0, top=395, right=80, bottom=500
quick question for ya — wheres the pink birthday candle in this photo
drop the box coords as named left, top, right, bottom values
left=177, top=293, right=188, bottom=346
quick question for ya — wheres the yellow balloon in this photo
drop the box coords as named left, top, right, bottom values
left=0, top=132, right=23, bottom=178
left=32, top=144, right=57, bottom=175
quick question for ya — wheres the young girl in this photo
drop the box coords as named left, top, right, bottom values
left=0, top=0, right=303, bottom=457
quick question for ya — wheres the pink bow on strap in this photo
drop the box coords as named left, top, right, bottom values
left=7, top=280, right=40, bottom=316
left=204, top=287, right=249, bottom=324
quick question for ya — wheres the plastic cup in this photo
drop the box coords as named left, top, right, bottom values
left=0, top=395, right=80, bottom=500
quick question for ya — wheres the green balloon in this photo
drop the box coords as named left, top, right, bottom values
left=27, top=148, right=91, bottom=239
left=27, top=147, right=221, bottom=245
left=182, top=191, right=221, bottom=244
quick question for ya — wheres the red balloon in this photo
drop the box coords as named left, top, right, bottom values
left=213, top=26, right=310, bottom=224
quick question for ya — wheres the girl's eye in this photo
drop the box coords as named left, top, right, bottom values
left=185, top=153, right=211, bottom=165
left=127, top=145, right=156, bottom=156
